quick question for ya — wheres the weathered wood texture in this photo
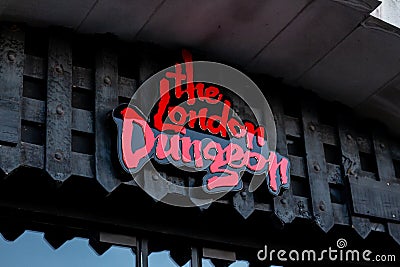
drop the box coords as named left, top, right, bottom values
left=301, top=96, right=334, bottom=232
left=0, top=24, right=24, bottom=174
left=45, top=31, right=73, bottom=181
left=337, top=111, right=373, bottom=239
left=95, top=41, right=120, bottom=192
left=1, top=25, right=400, bottom=247
left=271, top=95, right=296, bottom=224
left=371, top=127, right=400, bottom=245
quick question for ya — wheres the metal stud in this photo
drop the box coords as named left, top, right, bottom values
left=319, top=201, right=326, bottom=211
left=7, top=51, right=15, bottom=62
left=55, top=65, right=63, bottom=74
left=54, top=152, right=62, bottom=161
left=56, top=105, right=64, bottom=115
left=314, top=164, right=320, bottom=172
left=104, top=76, right=111, bottom=85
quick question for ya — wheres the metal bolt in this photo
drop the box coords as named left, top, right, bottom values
left=152, top=174, right=158, bottom=181
left=104, top=76, right=111, bottom=85
left=309, top=124, right=316, bottom=131
left=55, top=65, right=63, bottom=74
left=346, top=134, right=353, bottom=141
left=7, top=51, right=16, bottom=62
left=56, top=105, right=64, bottom=115
left=380, top=143, right=385, bottom=149
left=387, top=182, right=390, bottom=186
left=393, top=214, right=396, bottom=218
left=319, top=201, right=326, bottom=211
left=241, top=191, right=247, bottom=198
left=280, top=198, right=288, bottom=205
left=54, top=152, right=62, bottom=161
left=314, top=164, right=321, bottom=172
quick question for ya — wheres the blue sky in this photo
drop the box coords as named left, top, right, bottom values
left=0, top=231, right=249, bottom=267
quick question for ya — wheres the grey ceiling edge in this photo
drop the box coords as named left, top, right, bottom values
left=330, top=0, right=380, bottom=12
left=361, top=16, right=400, bottom=38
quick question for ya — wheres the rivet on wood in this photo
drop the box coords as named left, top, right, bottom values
left=319, top=201, right=326, bottom=211
left=314, top=164, right=321, bottom=172
left=380, top=143, right=385, bottom=149
left=104, top=76, right=111, bottom=85
left=309, top=124, right=316, bottom=131
left=56, top=105, right=64, bottom=115
left=152, top=174, right=158, bottom=181
left=346, top=134, right=353, bottom=140
left=7, top=51, right=16, bottom=62
left=240, top=191, right=247, bottom=198
left=393, top=214, right=396, bottom=218
left=55, top=65, right=63, bottom=74
left=387, top=182, right=390, bottom=186
left=54, top=152, right=62, bottom=161
left=280, top=198, right=288, bottom=205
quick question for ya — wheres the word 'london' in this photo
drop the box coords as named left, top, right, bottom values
left=113, top=50, right=290, bottom=195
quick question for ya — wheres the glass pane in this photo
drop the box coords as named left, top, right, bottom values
left=230, top=261, right=249, bottom=267
left=0, top=230, right=135, bottom=267
left=149, top=250, right=190, bottom=266
left=202, top=258, right=214, bottom=267
left=202, top=259, right=250, bottom=267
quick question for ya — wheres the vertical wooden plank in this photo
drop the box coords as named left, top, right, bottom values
left=233, top=182, right=255, bottom=219
left=337, top=110, right=372, bottom=239
left=170, top=247, right=192, bottom=266
left=388, top=224, right=400, bottom=246
left=95, top=38, right=120, bottom=192
left=372, top=126, right=400, bottom=245
left=271, top=94, right=296, bottom=224
left=301, top=96, right=334, bottom=232
left=88, top=239, right=112, bottom=256
left=372, top=127, right=396, bottom=182
left=0, top=24, right=24, bottom=175
left=0, top=24, right=24, bottom=144
left=45, top=30, right=72, bottom=182
left=142, top=168, right=168, bottom=202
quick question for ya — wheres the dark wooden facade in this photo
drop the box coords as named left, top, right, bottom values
left=0, top=24, right=400, bottom=266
